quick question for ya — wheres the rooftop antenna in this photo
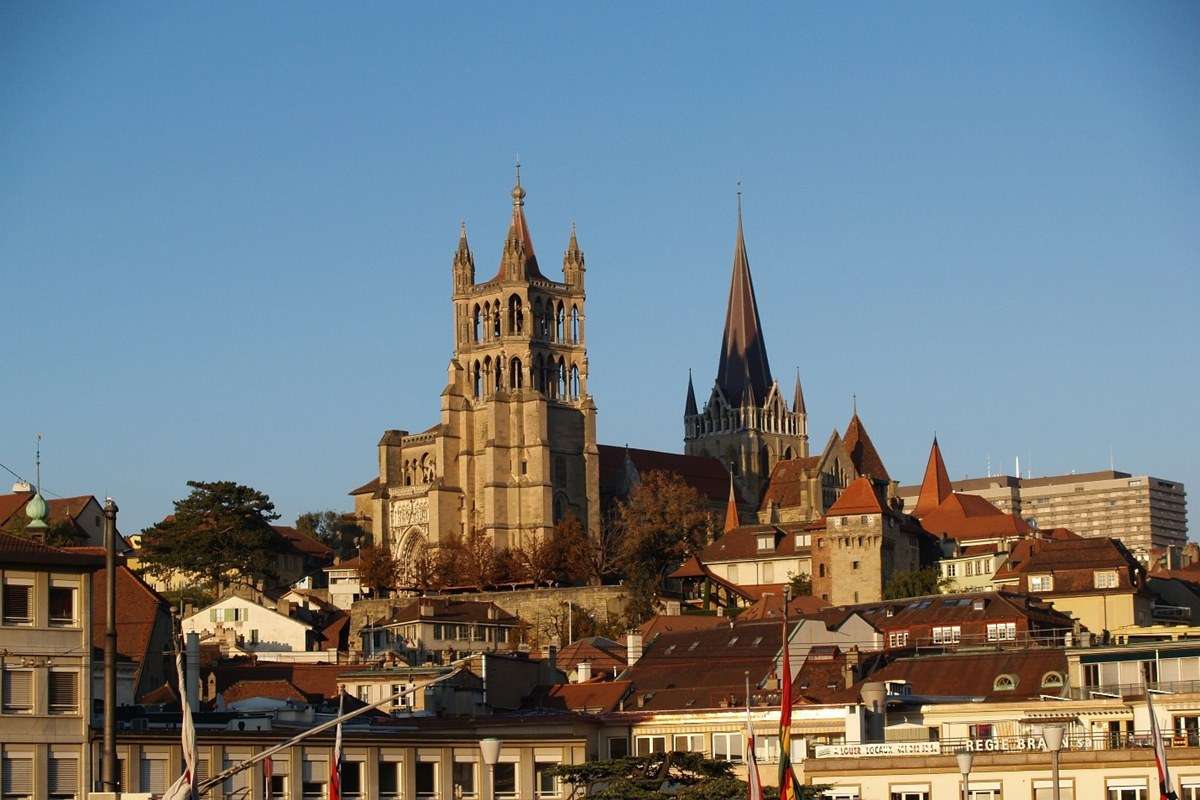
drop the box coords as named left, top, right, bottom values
left=852, top=393, right=857, bottom=416
left=986, top=453, right=992, bottom=478
left=35, top=432, right=42, bottom=493
left=1109, top=445, right=1115, bottom=472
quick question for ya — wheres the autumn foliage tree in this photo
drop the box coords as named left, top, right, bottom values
left=356, top=544, right=401, bottom=597
left=617, top=470, right=712, bottom=624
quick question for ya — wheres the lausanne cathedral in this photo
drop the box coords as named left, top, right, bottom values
left=351, top=169, right=892, bottom=579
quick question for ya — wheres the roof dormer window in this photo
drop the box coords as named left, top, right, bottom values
left=993, top=674, right=1018, bottom=691
left=757, top=534, right=775, bottom=552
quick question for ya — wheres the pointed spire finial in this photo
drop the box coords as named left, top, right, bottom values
left=852, top=393, right=857, bottom=417
left=792, top=368, right=806, bottom=414
left=512, top=157, right=526, bottom=206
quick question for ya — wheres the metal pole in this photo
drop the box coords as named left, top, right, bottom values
left=103, top=498, right=119, bottom=795
left=962, top=770, right=968, bottom=800
left=1051, top=749, right=1060, bottom=800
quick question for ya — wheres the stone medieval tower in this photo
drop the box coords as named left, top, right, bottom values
left=375, top=170, right=601, bottom=571
left=684, top=198, right=808, bottom=504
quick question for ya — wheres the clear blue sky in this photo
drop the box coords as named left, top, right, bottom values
left=3, top=2, right=1197, bottom=534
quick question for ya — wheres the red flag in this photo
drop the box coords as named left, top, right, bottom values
left=263, top=756, right=273, bottom=800
left=1148, top=689, right=1178, bottom=799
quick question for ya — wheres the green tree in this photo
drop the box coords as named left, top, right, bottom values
left=787, top=571, right=812, bottom=597
left=137, top=481, right=282, bottom=591
left=552, top=753, right=825, bottom=800
left=618, top=470, right=712, bottom=624
left=883, top=566, right=947, bottom=600
left=295, top=510, right=365, bottom=558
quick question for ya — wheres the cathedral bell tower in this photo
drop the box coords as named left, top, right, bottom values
left=440, top=166, right=601, bottom=552
left=684, top=195, right=808, bottom=504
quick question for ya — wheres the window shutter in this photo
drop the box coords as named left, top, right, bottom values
left=48, top=757, right=79, bottom=796
left=49, top=672, right=78, bottom=713
left=3, top=585, right=31, bottom=623
left=141, top=758, right=168, bottom=794
left=3, top=670, right=33, bottom=711
left=195, top=759, right=209, bottom=784
left=302, top=760, right=327, bottom=782
left=2, top=756, right=34, bottom=795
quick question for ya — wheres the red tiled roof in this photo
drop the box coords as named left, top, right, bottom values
left=917, top=492, right=1030, bottom=541
left=0, top=530, right=105, bottom=568
left=598, top=445, right=732, bottom=504
left=913, top=438, right=953, bottom=517
left=139, top=681, right=180, bottom=706
left=698, top=523, right=815, bottom=563
left=210, top=664, right=343, bottom=703
left=638, top=614, right=729, bottom=640
left=348, top=477, right=380, bottom=496
left=529, top=680, right=631, bottom=714
left=851, top=590, right=1075, bottom=632
left=556, top=637, right=627, bottom=674
left=737, top=593, right=831, bottom=622
left=320, top=614, right=350, bottom=651
left=273, top=526, right=334, bottom=559
left=994, top=537, right=1143, bottom=593
left=825, top=477, right=885, bottom=516
left=376, top=599, right=518, bottom=626
left=840, top=648, right=1068, bottom=702
left=0, top=492, right=31, bottom=526
left=622, top=620, right=782, bottom=711
left=759, top=457, right=821, bottom=511
left=222, top=679, right=307, bottom=704
left=843, top=414, right=890, bottom=482
left=91, top=566, right=171, bottom=690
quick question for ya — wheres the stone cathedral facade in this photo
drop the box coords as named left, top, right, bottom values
left=352, top=174, right=601, bottom=574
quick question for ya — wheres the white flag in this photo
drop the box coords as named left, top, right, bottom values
left=161, top=641, right=197, bottom=800
left=1147, top=689, right=1178, bottom=800
left=745, top=679, right=763, bottom=800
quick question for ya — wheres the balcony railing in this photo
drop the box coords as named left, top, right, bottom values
left=1065, top=679, right=1200, bottom=700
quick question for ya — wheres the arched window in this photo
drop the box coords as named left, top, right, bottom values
left=403, top=460, right=412, bottom=486
left=495, top=357, right=503, bottom=391
left=557, top=359, right=568, bottom=399
left=510, top=357, right=523, bottom=389
left=472, top=305, right=482, bottom=343
left=993, top=674, right=1018, bottom=691
left=571, top=305, right=580, bottom=343
left=556, top=302, right=565, bottom=342
left=534, top=298, right=545, bottom=339
left=508, top=294, right=523, bottom=335
left=818, top=563, right=826, bottom=578
left=783, top=447, right=795, bottom=461
left=553, top=493, right=567, bottom=523
left=483, top=356, right=492, bottom=396
left=1041, top=672, right=1064, bottom=689
left=533, top=354, right=544, bottom=391
left=473, top=361, right=482, bottom=399
left=569, top=364, right=580, bottom=399
left=759, top=447, right=770, bottom=478
left=492, top=301, right=501, bottom=338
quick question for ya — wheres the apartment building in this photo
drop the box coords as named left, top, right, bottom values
left=0, top=531, right=103, bottom=800
left=899, top=470, right=1188, bottom=557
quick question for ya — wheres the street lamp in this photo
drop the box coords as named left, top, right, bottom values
left=479, top=738, right=501, bottom=800
left=1043, top=725, right=1066, bottom=800
left=956, top=750, right=973, bottom=800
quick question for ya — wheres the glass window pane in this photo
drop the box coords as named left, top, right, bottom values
left=493, top=763, right=517, bottom=798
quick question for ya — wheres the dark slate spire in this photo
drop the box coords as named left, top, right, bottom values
left=685, top=369, right=698, bottom=416
left=792, top=368, right=806, bottom=414
left=715, top=193, right=772, bottom=404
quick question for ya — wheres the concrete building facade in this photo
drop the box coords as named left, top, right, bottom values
left=898, top=470, right=1188, bottom=557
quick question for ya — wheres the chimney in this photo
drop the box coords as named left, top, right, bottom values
left=842, top=648, right=860, bottom=689
left=626, top=632, right=643, bottom=666
left=276, top=598, right=293, bottom=617
left=185, top=632, right=200, bottom=712
left=419, top=602, right=436, bottom=618
left=576, top=661, right=592, bottom=683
